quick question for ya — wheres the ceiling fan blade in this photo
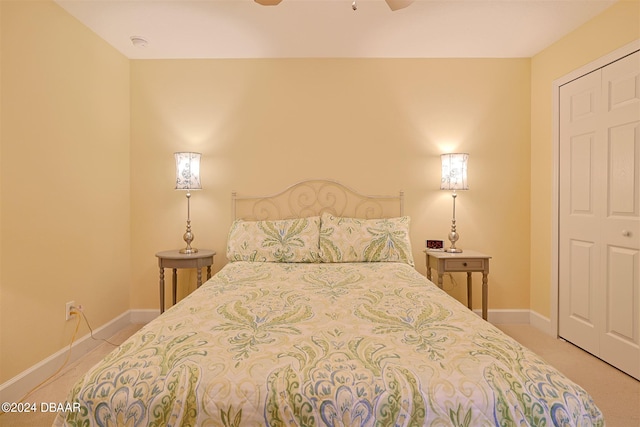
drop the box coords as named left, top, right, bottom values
left=255, top=0, right=283, bottom=5
left=384, top=0, right=413, bottom=11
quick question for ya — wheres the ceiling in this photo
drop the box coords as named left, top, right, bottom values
left=54, top=0, right=618, bottom=59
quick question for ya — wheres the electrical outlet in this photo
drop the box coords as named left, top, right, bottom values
left=65, top=301, right=76, bottom=321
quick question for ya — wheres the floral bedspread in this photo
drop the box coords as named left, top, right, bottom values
left=54, top=262, right=603, bottom=426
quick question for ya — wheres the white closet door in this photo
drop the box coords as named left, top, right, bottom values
left=559, top=51, right=639, bottom=380
left=599, top=52, right=640, bottom=378
left=559, top=68, right=603, bottom=357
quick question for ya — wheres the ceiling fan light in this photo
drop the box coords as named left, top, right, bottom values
left=254, top=0, right=283, bottom=5
left=385, top=0, right=413, bottom=11
left=130, top=36, right=148, bottom=47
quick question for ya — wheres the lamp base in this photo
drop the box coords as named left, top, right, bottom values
left=180, top=217, right=197, bottom=254
left=446, top=223, right=462, bottom=253
left=445, top=193, right=463, bottom=253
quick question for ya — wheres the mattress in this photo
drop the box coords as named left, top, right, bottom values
left=55, top=261, right=603, bottom=426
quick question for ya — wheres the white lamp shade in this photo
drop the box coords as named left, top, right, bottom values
left=440, top=153, right=469, bottom=190
left=175, top=152, right=202, bottom=190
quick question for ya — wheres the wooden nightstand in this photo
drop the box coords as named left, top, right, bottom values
left=156, top=249, right=216, bottom=313
left=424, top=249, right=491, bottom=320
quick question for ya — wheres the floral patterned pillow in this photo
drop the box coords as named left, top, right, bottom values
left=319, top=213, right=415, bottom=266
left=227, top=216, right=321, bottom=263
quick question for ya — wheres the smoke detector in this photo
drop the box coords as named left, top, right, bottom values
left=130, top=36, right=148, bottom=48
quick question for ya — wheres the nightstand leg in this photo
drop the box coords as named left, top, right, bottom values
left=172, top=268, right=177, bottom=306
left=467, top=272, right=472, bottom=311
left=437, top=273, right=444, bottom=288
left=207, top=266, right=212, bottom=280
left=197, top=268, right=202, bottom=287
left=482, top=273, right=489, bottom=320
left=159, top=268, right=165, bottom=314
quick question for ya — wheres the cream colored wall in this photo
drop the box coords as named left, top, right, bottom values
left=3, top=0, right=630, bottom=389
left=8, top=0, right=612, bottom=386
left=130, top=58, right=531, bottom=311
left=530, top=0, right=639, bottom=319
left=0, top=1, right=130, bottom=382
left=0, top=0, right=4, bottom=383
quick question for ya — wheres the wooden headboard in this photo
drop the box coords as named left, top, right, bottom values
left=232, top=179, right=404, bottom=221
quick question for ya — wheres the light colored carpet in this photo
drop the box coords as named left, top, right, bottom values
left=497, top=324, right=640, bottom=427
left=1, top=323, right=638, bottom=426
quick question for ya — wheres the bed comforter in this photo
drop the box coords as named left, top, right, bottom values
left=55, top=261, right=603, bottom=426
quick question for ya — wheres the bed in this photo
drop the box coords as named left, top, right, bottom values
left=55, top=180, right=604, bottom=426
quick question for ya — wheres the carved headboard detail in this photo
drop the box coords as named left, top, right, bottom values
left=232, top=179, right=404, bottom=221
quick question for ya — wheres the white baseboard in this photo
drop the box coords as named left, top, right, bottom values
left=0, top=309, right=159, bottom=404
left=479, top=309, right=553, bottom=336
left=529, top=310, right=554, bottom=336
left=130, top=309, right=159, bottom=324
left=473, top=308, right=530, bottom=324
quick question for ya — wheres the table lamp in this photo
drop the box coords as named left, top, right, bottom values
left=175, top=152, right=201, bottom=254
left=440, top=153, right=469, bottom=253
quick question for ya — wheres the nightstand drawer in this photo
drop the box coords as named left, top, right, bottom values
left=444, top=259, right=485, bottom=271
left=424, top=249, right=491, bottom=320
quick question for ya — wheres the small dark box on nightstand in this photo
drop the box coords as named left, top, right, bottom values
left=426, top=240, right=444, bottom=250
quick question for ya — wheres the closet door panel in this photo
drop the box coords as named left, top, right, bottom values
left=600, top=51, right=640, bottom=379
left=559, top=50, right=639, bottom=379
left=559, top=70, right=602, bottom=355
